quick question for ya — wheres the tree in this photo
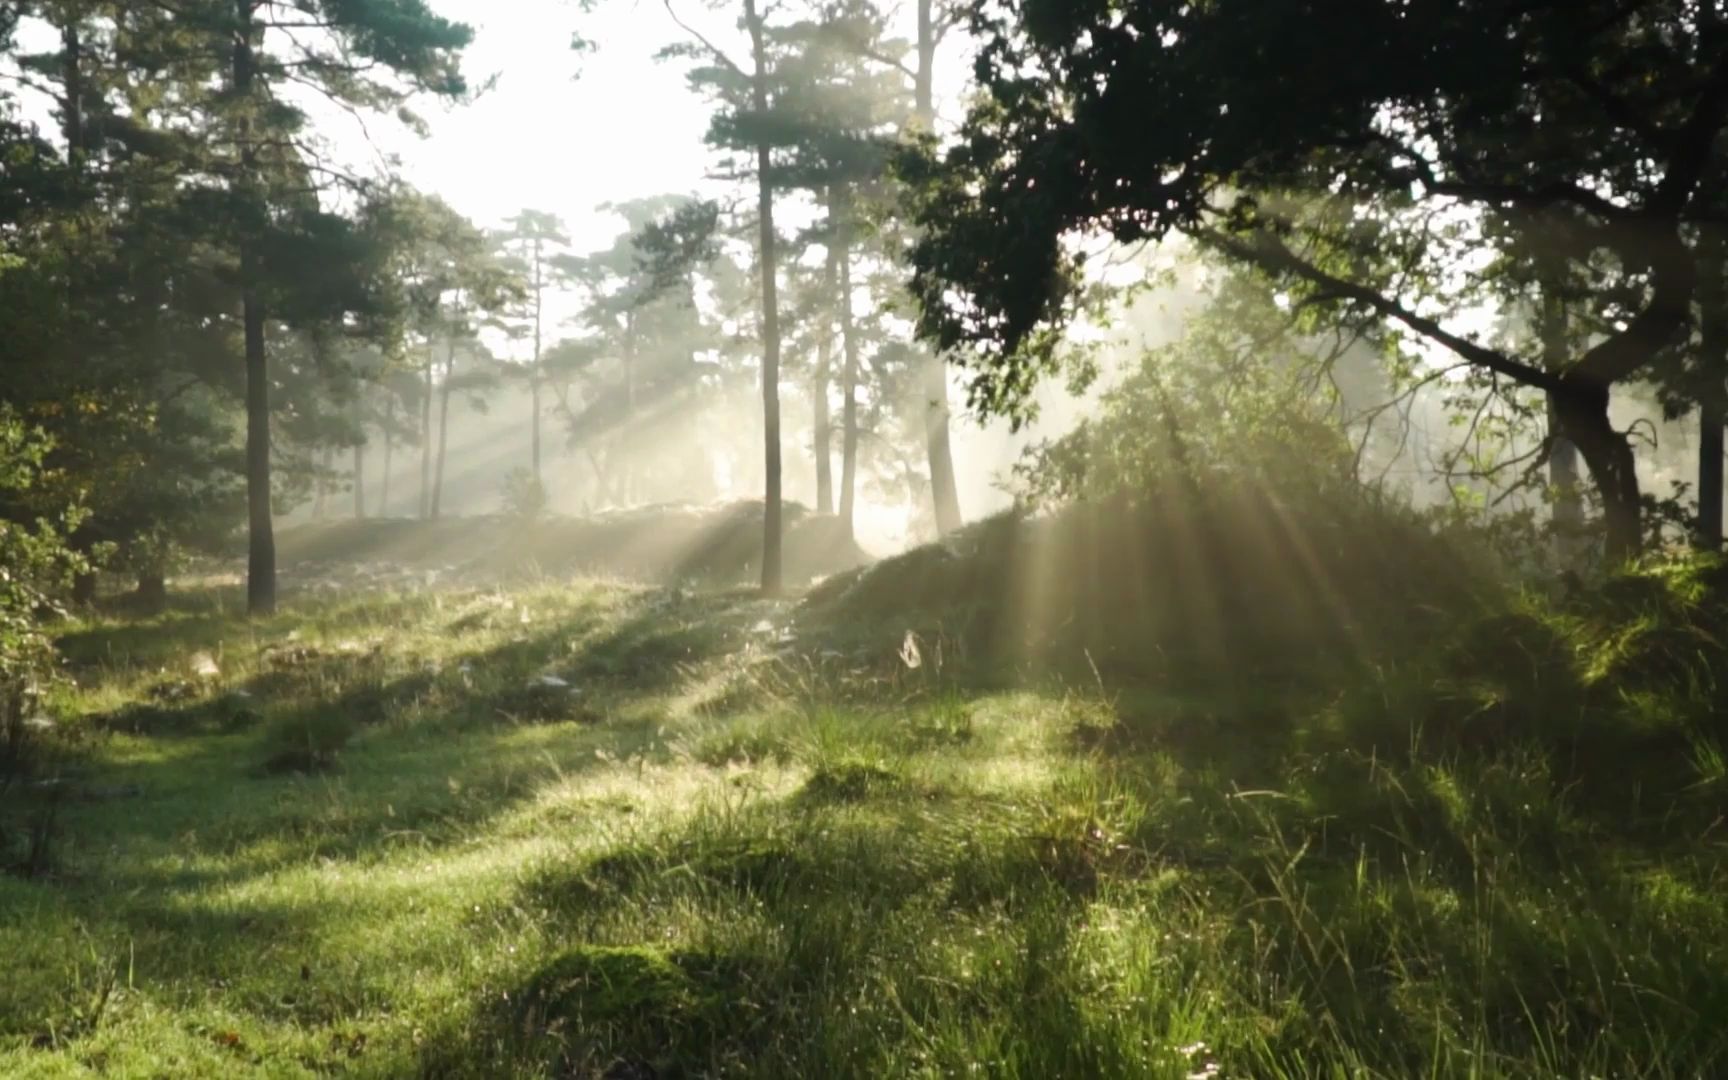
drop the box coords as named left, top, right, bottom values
left=1, top=5, right=253, bottom=600
left=666, top=0, right=791, bottom=593
left=378, top=192, right=512, bottom=520
left=0, top=407, right=87, bottom=766
left=802, top=0, right=966, bottom=536
left=429, top=338, right=502, bottom=520
left=774, top=7, right=902, bottom=540
left=551, top=196, right=723, bottom=507
left=911, top=0, right=963, bottom=536
left=177, top=0, right=473, bottom=612
left=497, top=210, right=573, bottom=484
left=1698, top=232, right=1728, bottom=548
left=908, top=0, right=1728, bottom=561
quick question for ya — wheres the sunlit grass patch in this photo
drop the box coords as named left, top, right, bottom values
left=7, top=567, right=1728, bottom=1077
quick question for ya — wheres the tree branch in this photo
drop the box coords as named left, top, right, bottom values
left=662, top=0, right=746, bottom=79
left=1197, top=226, right=1560, bottom=393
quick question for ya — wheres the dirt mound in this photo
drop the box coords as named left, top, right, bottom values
left=276, top=501, right=869, bottom=589
left=798, top=490, right=1489, bottom=683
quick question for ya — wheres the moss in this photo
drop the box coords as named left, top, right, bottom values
left=799, top=756, right=903, bottom=803
left=260, top=710, right=356, bottom=773
left=519, top=945, right=697, bottom=1025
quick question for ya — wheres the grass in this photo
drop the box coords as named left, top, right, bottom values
left=2, top=560, right=1727, bottom=1077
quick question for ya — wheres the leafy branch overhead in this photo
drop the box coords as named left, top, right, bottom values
left=907, top=0, right=1728, bottom=558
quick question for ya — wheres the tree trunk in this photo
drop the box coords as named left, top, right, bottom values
left=531, top=375, right=543, bottom=482
left=352, top=394, right=367, bottom=520
left=420, top=349, right=434, bottom=520
left=1536, top=281, right=1584, bottom=561
left=312, top=445, right=330, bottom=521
left=747, top=0, right=784, bottom=595
left=836, top=188, right=861, bottom=541
left=1546, top=396, right=1586, bottom=553
left=1702, top=409, right=1724, bottom=549
left=921, top=352, right=963, bottom=536
left=532, top=237, right=544, bottom=482
left=71, top=572, right=96, bottom=606
left=1698, top=229, right=1727, bottom=549
left=431, top=339, right=455, bottom=520
left=234, top=2, right=273, bottom=615
left=352, top=439, right=366, bottom=520
left=380, top=396, right=395, bottom=517
left=915, top=0, right=963, bottom=537
left=60, top=21, right=83, bottom=174
left=623, top=311, right=638, bottom=507
left=243, top=283, right=274, bottom=614
left=1553, top=382, right=1642, bottom=563
left=814, top=241, right=836, bottom=516
left=135, top=572, right=167, bottom=609
left=243, top=283, right=273, bottom=614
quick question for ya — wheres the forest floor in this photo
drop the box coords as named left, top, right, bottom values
left=2, top=566, right=1727, bottom=1077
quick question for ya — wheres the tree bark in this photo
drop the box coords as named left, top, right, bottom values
left=532, top=235, right=544, bottom=482
left=623, top=310, right=638, bottom=507
left=352, top=439, right=366, bottom=520
left=60, top=20, right=83, bottom=174
left=135, top=572, right=167, bottom=609
left=431, top=338, right=455, bottom=520
left=915, top=0, right=963, bottom=537
left=746, top=0, right=784, bottom=595
left=1702, top=404, right=1724, bottom=549
left=1699, top=228, right=1727, bottom=549
left=235, top=1, right=274, bottom=615
left=243, top=281, right=274, bottom=614
left=352, top=393, right=367, bottom=520
left=836, top=187, right=861, bottom=541
left=531, top=375, right=543, bottom=483
left=380, top=395, right=395, bottom=517
left=420, top=348, right=434, bottom=520
left=921, top=353, right=963, bottom=536
left=243, top=283, right=273, bottom=614
left=1546, top=395, right=1585, bottom=554
left=312, top=444, right=330, bottom=521
left=1536, top=276, right=1584, bottom=561
left=814, top=239, right=836, bottom=516
left=1552, top=383, right=1641, bottom=563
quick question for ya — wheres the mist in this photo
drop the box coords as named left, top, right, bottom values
left=10, top=4, right=1728, bottom=1076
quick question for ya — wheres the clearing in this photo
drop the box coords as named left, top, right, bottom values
left=3, top=550, right=1727, bottom=1077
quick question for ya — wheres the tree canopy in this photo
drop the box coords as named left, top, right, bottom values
left=908, top=0, right=1728, bottom=557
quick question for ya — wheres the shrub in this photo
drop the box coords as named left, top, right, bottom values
left=262, top=710, right=358, bottom=774
left=500, top=467, right=549, bottom=522
left=0, top=410, right=87, bottom=781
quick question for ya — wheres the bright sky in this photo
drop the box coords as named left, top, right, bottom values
left=392, top=1, right=719, bottom=253
left=378, top=0, right=1044, bottom=540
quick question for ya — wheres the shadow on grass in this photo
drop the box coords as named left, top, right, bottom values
left=435, top=784, right=1114, bottom=1079
left=7, top=585, right=766, bottom=910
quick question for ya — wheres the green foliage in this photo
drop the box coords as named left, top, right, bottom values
left=498, top=467, right=549, bottom=522
left=907, top=0, right=1726, bottom=555
left=1015, top=270, right=1361, bottom=511
left=0, top=409, right=87, bottom=776
left=261, top=709, right=358, bottom=774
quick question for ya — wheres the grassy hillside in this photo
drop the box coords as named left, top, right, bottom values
left=271, top=501, right=870, bottom=592
left=2, top=547, right=1727, bottom=1076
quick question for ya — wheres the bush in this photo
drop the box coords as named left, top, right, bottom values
left=500, top=467, right=548, bottom=522
left=262, top=710, right=358, bottom=774
left=0, top=409, right=87, bottom=781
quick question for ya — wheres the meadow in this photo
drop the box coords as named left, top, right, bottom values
left=4, top=538, right=1728, bottom=1078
